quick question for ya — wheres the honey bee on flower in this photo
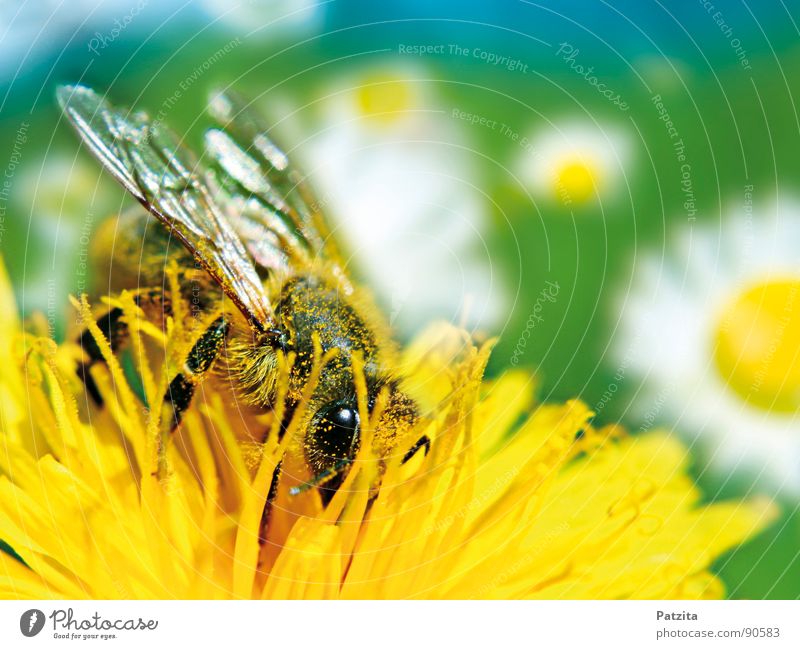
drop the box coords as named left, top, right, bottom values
left=57, top=84, right=426, bottom=513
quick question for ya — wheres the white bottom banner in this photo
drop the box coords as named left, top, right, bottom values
left=0, top=600, right=797, bottom=648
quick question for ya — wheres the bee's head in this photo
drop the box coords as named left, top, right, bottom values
left=306, top=400, right=361, bottom=474
left=273, top=276, right=421, bottom=502
left=301, top=378, right=419, bottom=504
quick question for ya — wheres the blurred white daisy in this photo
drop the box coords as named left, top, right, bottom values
left=616, top=196, right=800, bottom=494
left=299, top=63, right=505, bottom=334
left=201, top=0, right=322, bottom=36
left=517, top=121, right=631, bottom=206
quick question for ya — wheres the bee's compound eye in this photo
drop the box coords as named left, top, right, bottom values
left=313, top=406, right=360, bottom=463
left=328, top=407, right=358, bottom=431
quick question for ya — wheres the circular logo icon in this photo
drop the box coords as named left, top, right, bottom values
left=20, top=609, right=45, bottom=637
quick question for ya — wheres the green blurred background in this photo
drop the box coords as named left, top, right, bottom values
left=1, top=0, right=799, bottom=597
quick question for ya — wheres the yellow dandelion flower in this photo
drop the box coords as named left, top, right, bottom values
left=0, top=262, right=777, bottom=600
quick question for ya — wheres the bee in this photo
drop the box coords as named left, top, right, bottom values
left=58, top=85, right=427, bottom=509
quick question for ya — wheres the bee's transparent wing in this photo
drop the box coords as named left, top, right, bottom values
left=57, top=85, right=276, bottom=333
left=204, top=89, right=351, bottom=286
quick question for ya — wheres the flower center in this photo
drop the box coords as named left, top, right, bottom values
left=553, top=157, right=599, bottom=203
left=713, top=279, right=800, bottom=413
left=354, top=75, right=415, bottom=124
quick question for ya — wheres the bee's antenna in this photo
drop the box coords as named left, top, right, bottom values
left=288, top=458, right=353, bottom=496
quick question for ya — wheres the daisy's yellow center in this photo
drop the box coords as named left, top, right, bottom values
left=354, top=75, right=415, bottom=124
left=553, top=157, right=600, bottom=203
left=714, top=279, right=800, bottom=413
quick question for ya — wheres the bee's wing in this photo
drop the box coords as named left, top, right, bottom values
left=203, top=89, right=352, bottom=289
left=57, top=85, right=277, bottom=334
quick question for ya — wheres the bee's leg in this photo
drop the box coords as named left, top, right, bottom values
left=259, top=460, right=282, bottom=546
left=76, top=288, right=169, bottom=405
left=153, top=316, right=230, bottom=479
left=76, top=307, right=127, bottom=405
left=161, top=316, right=230, bottom=432
left=401, top=434, right=431, bottom=464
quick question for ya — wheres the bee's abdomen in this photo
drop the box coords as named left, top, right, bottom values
left=91, top=206, right=215, bottom=303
